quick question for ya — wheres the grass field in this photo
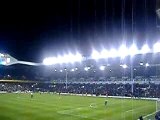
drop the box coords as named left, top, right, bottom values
left=0, top=93, right=156, bottom=120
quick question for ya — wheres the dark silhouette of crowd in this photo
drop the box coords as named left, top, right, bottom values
left=0, top=82, right=160, bottom=98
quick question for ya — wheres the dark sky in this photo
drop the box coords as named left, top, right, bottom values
left=0, top=0, right=158, bottom=62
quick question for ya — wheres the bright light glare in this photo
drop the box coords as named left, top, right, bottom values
left=43, top=57, right=56, bottom=65
left=60, top=70, right=63, bottom=72
left=145, top=63, right=149, bottom=67
left=0, top=53, right=4, bottom=57
left=129, top=44, right=139, bottom=56
left=141, top=44, right=150, bottom=54
left=71, top=68, right=75, bottom=72
left=100, top=49, right=109, bottom=58
left=91, top=50, right=100, bottom=59
left=118, top=45, right=128, bottom=58
left=109, top=49, right=118, bottom=58
left=120, top=64, right=128, bottom=69
left=99, top=65, right=105, bottom=70
left=153, top=42, right=160, bottom=53
left=57, top=55, right=64, bottom=64
left=84, top=67, right=88, bottom=71
left=140, top=62, right=144, bottom=66
left=43, top=53, right=82, bottom=65
left=84, top=67, right=90, bottom=71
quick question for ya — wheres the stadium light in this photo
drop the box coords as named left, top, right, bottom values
left=43, top=52, right=82, bottom=65
left=99, top=65, right=105, bottom=71
left=57, top=55, right=65, bottom=64
left=84, top=67, right=88, bottom=71
left=153, top=42, right=160, bottom=53
left=140, top=44, right=150, bottom=54
left=145, top=63, right=149, bottom=67
left=84, top=67, right=90, bottom=71
left=100, top=49, right=109, bottom=58
left=71, top=68, right=75, bottom=72
left=43, top=57, right=57, bottom=65
left=129, top=44, right=139, bottom=56
left=120, top=64, right=128, bottom=69
left=109, top=48, right=118, bottom=58
left=118, top=45, right=128, bottom=58
left=91, top=50, right=100, bottom=60
left=140, top=62, right=144, bottom=66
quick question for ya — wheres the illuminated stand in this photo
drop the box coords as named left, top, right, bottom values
left=42, top=42, right=160, bottom=93
left=90, top=43, right=160, bottom=94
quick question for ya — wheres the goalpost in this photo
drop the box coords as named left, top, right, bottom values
left=143, top=99, right=160, bottom=120
left=156, top=99, right=160, bottom=112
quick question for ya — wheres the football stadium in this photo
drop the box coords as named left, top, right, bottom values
left=1, top=0, right=160, bottom=120
left=1, top=44, right=160, bottom=120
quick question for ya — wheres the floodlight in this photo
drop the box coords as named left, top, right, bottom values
left=71, top=68, right=75, bottom=72
left=63, top=54, right=73, bottom=63
left=43, top=57, right=56, bottom=65
left=118, top=45, right=128, bottom=58
left=84, top=67, right=90, bottom=71
left=57, top=55, right=65, bottom=64
left=129, top=44, right=139, bottom=56
left=120, top=64, right=128, bottom=69
left=153, top=42, right=160, bottom=53
left=84, top=67, right=88, bottom=71
left=141, top=44, right=150, bottom=54
left=100, top=49, right=109, bottom=58
left=74, top=53, right=83, bottom=62
left=65, top=53, right=82, bottom=63
left=145, top=63, right=149, bottom=67
left=91, top=50, right=100, bottom=59
left=55, top=69, right=57, bottom=72
left=140, top=62, right=144, bottom=66
left=75, top=67, right=78, bottom=70
left=99, top=65, right=105, bottom=71
left=87, top=67, right=91, bottom=70
left=60, top=70, right=63, bottom=72
left=109, top=49, right=118, bottom=58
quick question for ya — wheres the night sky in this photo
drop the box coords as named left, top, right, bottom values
left=0, top=0, right=158, bottom=62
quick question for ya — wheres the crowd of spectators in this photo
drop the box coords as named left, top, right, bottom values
left=0, top=82, right=160, bottom=98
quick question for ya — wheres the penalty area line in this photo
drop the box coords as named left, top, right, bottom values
left=142, top=111, right=157, bottom=119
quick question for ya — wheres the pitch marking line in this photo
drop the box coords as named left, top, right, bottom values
left=142, top=111, right=157, bottom=119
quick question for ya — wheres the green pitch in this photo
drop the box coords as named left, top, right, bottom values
left=0, top=93, right=156, bottom=120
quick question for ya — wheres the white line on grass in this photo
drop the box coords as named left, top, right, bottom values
left=142, top=111, right=157, bottom=119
